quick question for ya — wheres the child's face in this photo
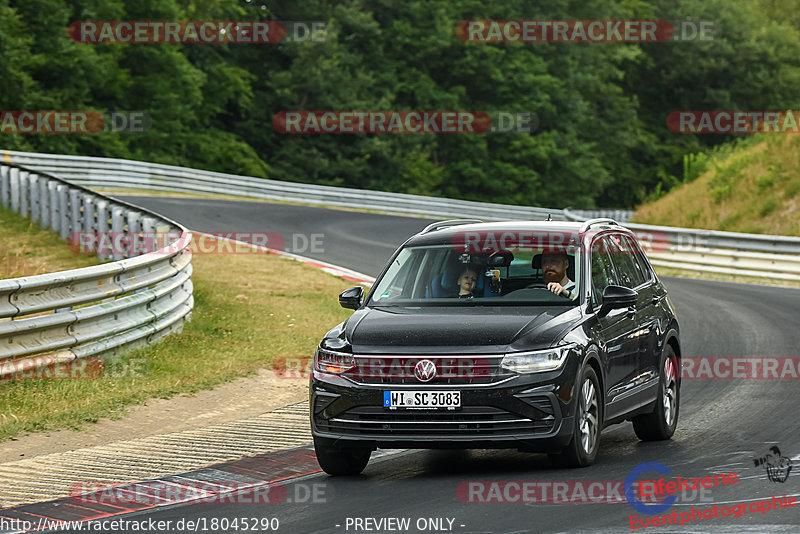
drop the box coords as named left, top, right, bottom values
left=458, top=270, right=477, bottom=293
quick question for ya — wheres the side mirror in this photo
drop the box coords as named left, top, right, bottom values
left=598, top=285, right=637, bottom=317
left=339, top=286, right=364, bottom=310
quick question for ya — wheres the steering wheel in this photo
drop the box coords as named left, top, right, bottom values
left=525, top=282, right=572, bottom=298
left=525, top=282, right=549, bottom=289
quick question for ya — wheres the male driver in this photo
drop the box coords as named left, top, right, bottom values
left=542, top=252, right=576, bottom=299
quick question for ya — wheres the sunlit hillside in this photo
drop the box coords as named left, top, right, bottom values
left=632, top=135, right=800, bottom=236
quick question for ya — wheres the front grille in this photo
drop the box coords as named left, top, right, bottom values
left=316, top=405, right=554, bottom=437
left=344, top=355, right=512, bottom=385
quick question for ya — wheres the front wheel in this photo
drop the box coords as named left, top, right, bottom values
left=550, top=366, right=602, bottom=467
left=632, top=346, right=679, bottom=441
left=313, top=436, right=371, bottom=475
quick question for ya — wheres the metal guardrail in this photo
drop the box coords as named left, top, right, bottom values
left=4, top=149, right=798, bottom=284
left=0, top=160, right=193, bottom=376
left=1, top=150, right=571, bottom=222
left=565, top=208, right=800, bottom=254
left=566, top=208, right=634, bottom=223
left=564, top=208, right=800, bottom=281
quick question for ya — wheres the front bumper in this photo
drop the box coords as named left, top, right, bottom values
left=310, top=367, right=578, bottom=451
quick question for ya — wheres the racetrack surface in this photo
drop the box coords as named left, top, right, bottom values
left=79, top=195, right=800, bottom=533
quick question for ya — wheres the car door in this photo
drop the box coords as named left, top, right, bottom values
left=587, top=234, right=642, bottom=421
left=605, top=233, right=661, bottom=411
left=622, top=234, right=666, bottom=404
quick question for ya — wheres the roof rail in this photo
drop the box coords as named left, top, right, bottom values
left=421, top=219, right=484, bottom=234
left=579, top=218, right=620, bottom=232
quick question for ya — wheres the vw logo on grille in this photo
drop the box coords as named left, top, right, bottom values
left=414, top=359, right=437, bottom=382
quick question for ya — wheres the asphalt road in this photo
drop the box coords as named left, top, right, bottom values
left=81, top=195, right=800, bottom=533
left=120, top=195, right=437, bottom=276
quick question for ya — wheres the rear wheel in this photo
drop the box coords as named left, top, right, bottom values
left=550, top=366, right=601, bottom=467
left=633, top=346, right=679, bottom=441
left=313, top=436, right=371, bottom=475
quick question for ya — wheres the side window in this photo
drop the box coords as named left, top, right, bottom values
left=590, top=236, right=618, bottom=307
left=623, top=235, right=654, bottom=285
left=607, top=233, right=646, bottom=289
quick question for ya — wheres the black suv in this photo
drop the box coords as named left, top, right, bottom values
left=310, top=219, right=680, bottom=474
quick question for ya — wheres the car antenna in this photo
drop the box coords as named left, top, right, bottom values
left=545, top=214, right=552, bottom=221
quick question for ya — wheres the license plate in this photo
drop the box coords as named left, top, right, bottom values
left=383, top=390, right=461, bottom=409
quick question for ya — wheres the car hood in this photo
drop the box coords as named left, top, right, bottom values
left=339, top=305, right=582, bottom=354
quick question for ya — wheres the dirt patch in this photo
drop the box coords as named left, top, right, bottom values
left=0, top=368, right=308, bottom=463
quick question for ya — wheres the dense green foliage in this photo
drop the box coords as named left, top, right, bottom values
left=0, top=0, right=798, bottom=208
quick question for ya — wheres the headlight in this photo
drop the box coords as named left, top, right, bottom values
left=501, top=345, right=574, bottom=374
left=314, top=347, right=355, bottom=374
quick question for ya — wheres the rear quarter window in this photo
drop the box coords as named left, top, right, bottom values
left=623, top=235, right=655, bottom=285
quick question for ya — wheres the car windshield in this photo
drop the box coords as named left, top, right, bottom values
left=368, top=241, right=582, bottom=307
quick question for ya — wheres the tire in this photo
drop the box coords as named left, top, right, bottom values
left=633, top=345, right=680, bottom=441
left=550, top=365, right=602, bottom=468
left=313, top=436, right=371, bottom=475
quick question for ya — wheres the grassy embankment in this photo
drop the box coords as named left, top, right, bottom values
left=0, top=206, right=354, bottom=441
left=632, top=135, right=800, bottom=286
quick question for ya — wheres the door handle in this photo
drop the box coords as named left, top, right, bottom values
left=651, top=294, right=663, bottom=305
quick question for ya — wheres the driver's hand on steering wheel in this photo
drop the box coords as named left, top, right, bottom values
left=547, top=282, right=570, bottom=297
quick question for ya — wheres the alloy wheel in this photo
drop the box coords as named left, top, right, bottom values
left=579, top=378, right=599, bottom=453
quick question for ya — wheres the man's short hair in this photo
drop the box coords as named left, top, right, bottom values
left=541, top=252, right=569, bottom=263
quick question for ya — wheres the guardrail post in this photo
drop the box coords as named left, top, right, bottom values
left=58, top=185, right=69, bottom=239
left=29, top=173, right=40, bottom=223
left=111, top=205, right=126, bottom=261
left=0, top=166, right=9, bottom=207
left=156, top=224, right=171, bottom=252
left=69, top=189, right=82, bottom=241
left=127, top=210, right=142, bottom=258
left=142, top=216, right=157, bottom=253
left=19, top=170, right=29, bottom=217
left=38, top=176, right=50, bottom=229
left=9, top=167, right=19, bottom=212
left=82, top=194, right=96, bottom=253
left=49, top=181, right=59, bottom=232
left=96, top=199, right=110, bottom=261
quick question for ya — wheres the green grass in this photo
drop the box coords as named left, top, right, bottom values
left=0, top=206, right=99, bottom=278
